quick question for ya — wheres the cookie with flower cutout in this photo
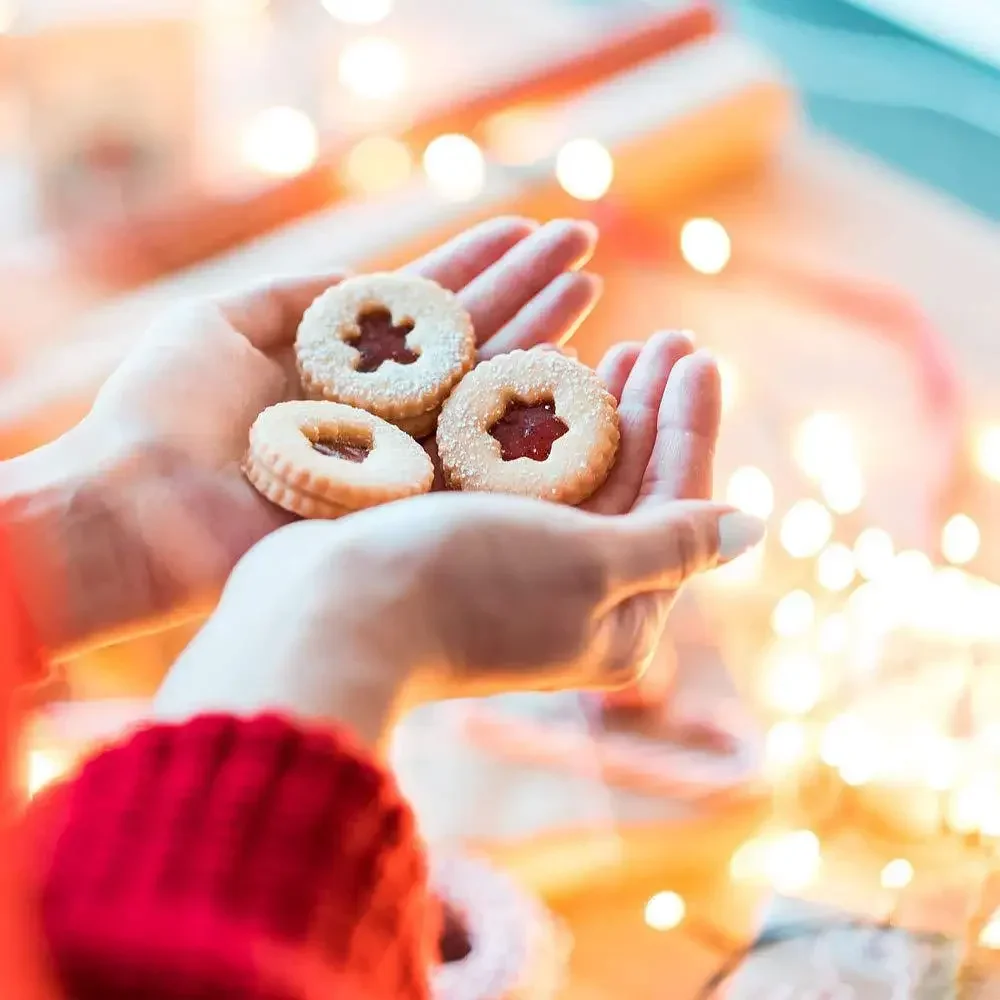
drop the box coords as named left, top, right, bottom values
left=436, top=349, right=619, bottom=506
left=244, top=400, right=433, bottom=518
left=296, top=273, right=476, bottom=438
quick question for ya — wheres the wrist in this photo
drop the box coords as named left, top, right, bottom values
left=153, top=573, right=411, bottom=749
left=0, top=419, right=154, bottom=659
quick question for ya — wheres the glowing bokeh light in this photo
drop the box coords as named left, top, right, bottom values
left=816, top=543, right=855, bottom=592
left=342, top=135, right=412, bottom=195
left=644, top=891, right=686, bottom=931
left=794, top=413, right=855, bottom=481
left=423, top=134, right=486, bottom=202
left=338, top=36, right=407, bottom=100
left=771, top=590, right=815, bottom=638
left=28, top=750, right=65, bottom=798
left=941, top=513, right=980, bottom=566
left=853, top=528, right=895, bottom=581
left=241, top=106, right=318, bottom=177
left=780, top=500, right=833, bottom=558
left=680, top=218, right=731, bottom=275
left=879, top=859, right=914, bottom=890
left=725, top=466, right=774, bottom=520
left=555, top=138, right=614, bottom=201
left=975, top=426, right=1000, bottom=482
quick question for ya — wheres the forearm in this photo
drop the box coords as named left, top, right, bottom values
left=0, top=421, right=155, bottom=660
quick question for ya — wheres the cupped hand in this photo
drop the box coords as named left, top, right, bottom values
left=13, top=217, right=600, bottom=654
left=154, top=335, right=764, bottom=745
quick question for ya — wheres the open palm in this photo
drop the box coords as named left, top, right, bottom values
left=82, top=217, right=600, bottom=642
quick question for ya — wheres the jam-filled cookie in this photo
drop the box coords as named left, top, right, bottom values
left=436, top=349, right=619, bottom=506
left=296, top=273, right=476, bottom=439
left=244, top=400, right=433, bottom=518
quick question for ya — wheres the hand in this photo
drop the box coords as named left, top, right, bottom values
left=0, top=217, right=600, bottom=657
left=154, top=337, right=765, bottom=746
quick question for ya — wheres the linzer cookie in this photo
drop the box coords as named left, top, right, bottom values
left=244, top=400, right=433, bottom=518
left=436, top=349, right=619, bottom=506
left=296, top=273, right=476, bottom=438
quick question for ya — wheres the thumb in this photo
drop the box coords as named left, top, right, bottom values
left=603, top=502, right=766, bottom=598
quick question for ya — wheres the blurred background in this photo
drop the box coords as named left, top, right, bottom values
left=11, top=1, right=1000, bottom=997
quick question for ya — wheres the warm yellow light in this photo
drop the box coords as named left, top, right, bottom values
left=819, top=713, right=863, bottom=768
left=423, top=135, right=485, bottom=202
left=925, top=740, right=960, bottom=791
left=338, top=36, right=407, bottom=100
left=766, top=830, right=821, bottom=893
left=771, top=590, right=815, bottom=638
left=725, top=466, right=774, bottom=521
left=764, top=720, right=808, bottom=774
left=839, top=757, right=876, bottom=787
left=948, top=783, right=985, bottom=834
left=981, top=915, right=1000, bottom=950
left=817, top=613, right=849, bottom=655
left=28, top=750, right=65, bottom=798
left=816, top=543, right=854, bottom=592
left=717, top=357, right=738, bottom=416
left=322, top=0, right=392, bottom=24
left=342, top=135, right=412, bottom=195
left=729, top=838, right=766, bottom=882
left=555, top=139, right=614, bottom=201
left=680, top=218, right=731, bottom=276
left=880, top=858, right=914, bottom=890
left=941, top=514, right=980, bottom=566
left=780, top=500, right=833, bottom=558
left=853, top=528, right=895, bottom=581
left=975, top=426, right=1000, bottom=482
left=820, top=464, right=865, bottom=515
left=241, top=107, right=319, bottom=177
left=794, top=413, right=855, bottom=481
left=763, top=649, right=822, bottom=715
left=644, top=891, right=686, bottom=931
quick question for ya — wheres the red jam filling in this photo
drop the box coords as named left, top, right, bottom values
left=438, top=905, right=472, bottom=964
left=489, top=399, right=568, bottom=462
left=310, top=435, right=371, bottom=463
left=349, top=308, right=418, bottom=373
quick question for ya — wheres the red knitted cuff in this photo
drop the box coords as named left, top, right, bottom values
left=38, top=714, right=435, bottom=1000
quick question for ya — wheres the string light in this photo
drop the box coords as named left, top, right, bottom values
left=980, top=915, right=1000, bottom=949
left=241, top=107, right=318, bottom=177
left=793, top=413, right=855, bottom=481
left=817, top=613, right=849, bottom=654
left=816, top=543, right=855, bottom=592
left=780, top=500, right=833, bottom=558
left=763, top=649, right=823, bottom=715
left=820, top=463, right=865, bottom=515
left=767, top=830, right=822, bottom=893
left=853, top=528, right=895, bottom=581
left=725, top=466, right=774, bottom=520
left=342, top=135, right=412, bottom=195
left=771, top=590, right=815, bottom=638
left=644, top=891, right=686, bottom=931
left=423, top=135, right=485, bottom=201
left=338, top=37, right=407, bottom=100
left=764, top=720, right=809, bottom=774
left=941, top=514, right=980, bottom=566
left=321, top=0, right=392, bottom=25
left=554, top=139, right=614, bottom=201
left=879, top=859, right=914, bottom=890
left=680, top=218, right=731, bottom=275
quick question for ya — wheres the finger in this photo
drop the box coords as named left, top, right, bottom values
left=584, top=331, right=693, bottom=515
left=404, top=216, right=538, bottom=291
left=595, top=341, right=641, bottom=401
left=478, top=271, right=602, bottom=360
left=217, top=271, right=350, bottom=351
left=459, top=219, right=598, bottom=345
left=601, top=501, right=765, bottom=598
left=635, top=349, right=722, bottom=507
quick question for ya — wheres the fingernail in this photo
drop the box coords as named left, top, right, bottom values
left=718, top=511, right=766, bottom=562
left=554, top=218, right=599, bottom=242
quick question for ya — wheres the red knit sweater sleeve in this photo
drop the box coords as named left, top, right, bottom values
left=33, top=714, right=438, bottom=1000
